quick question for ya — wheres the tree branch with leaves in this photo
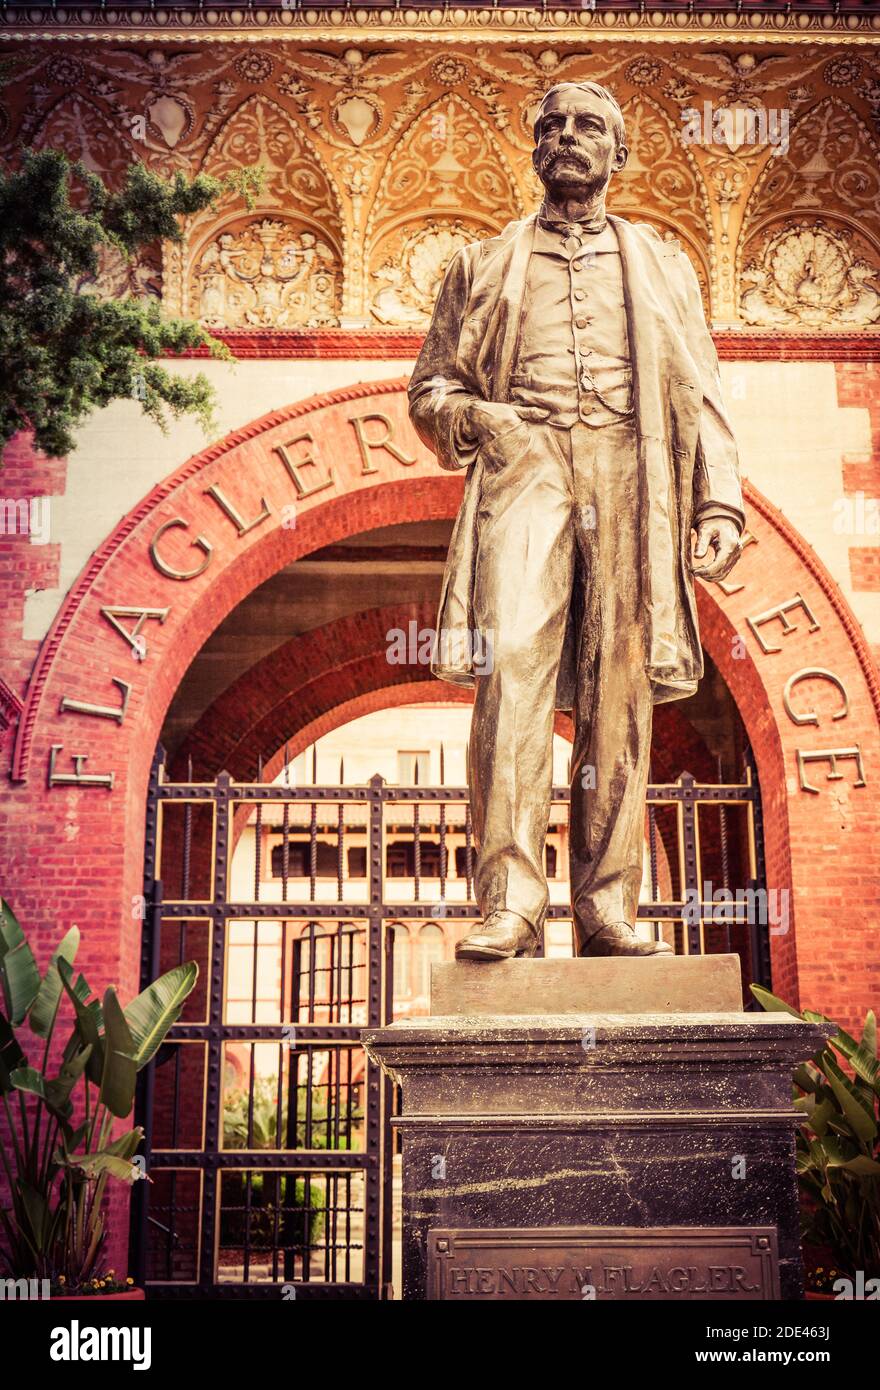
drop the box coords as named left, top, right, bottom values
left=0, top=149, right=263, bottom=462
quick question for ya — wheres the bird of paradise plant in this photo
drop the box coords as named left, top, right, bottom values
left=751, top=984, right=879, bottom=1282
left=0, top=894, right=196, bottom=1290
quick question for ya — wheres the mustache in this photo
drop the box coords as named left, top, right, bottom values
left=539, top=147, right=594, bottom=176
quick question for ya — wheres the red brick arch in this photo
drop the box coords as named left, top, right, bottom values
left=3, top=379, right=879, bottom=1032
left=171, top=598, right=717, bottom=789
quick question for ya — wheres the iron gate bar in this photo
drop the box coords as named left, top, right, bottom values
left=146, top=1154, right=370, bottom=1170
left=134, top=748, right=768, bottom=1297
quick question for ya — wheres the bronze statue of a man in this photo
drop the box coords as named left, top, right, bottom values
left=408, top=82, right=745, bottom=962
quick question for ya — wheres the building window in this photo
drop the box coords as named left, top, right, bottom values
left=347, top=846, right=367, bottom=878
left=390, top=923, right=410, bottom=999
left=455, top=845, right=476, bottom=880
left=386, top=839, right=442, bottom=877
left=418, top=923, right=445, bottom=997
left=271, top=841, right=338, bottom=878
left=397, top=750, right=430, bottom=785
left=545, top=843, right=557, bottom=878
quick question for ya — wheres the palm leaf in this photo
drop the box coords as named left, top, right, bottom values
left=819, top=1050, right=877, bottom=1145
left=99, top=988, right=137, bottom=1119
left=56, top=1149, right=140, bottom=1183
left=749, top=983, right=804, bottom=1019
left=0, top=1012, right=26, bottom=1094
left=9, top=1065, right=46, bottom=1098
left=28, top=926, right=80, bottom=1038
left=0, top=898, right=40, bottom=1026
left=58, top=959, right=104, bottom=1086
left=124, top=962, right=197, bottom=1068
left=45, top=1044, right=93, bottom=1118
left=829, top=1027, right=880, bottom=1096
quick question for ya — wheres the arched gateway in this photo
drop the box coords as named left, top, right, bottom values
left=3, top=380, right=878, bottom=1296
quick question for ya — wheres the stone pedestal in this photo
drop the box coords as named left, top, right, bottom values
left=362, top=956, right=832, bottom=1301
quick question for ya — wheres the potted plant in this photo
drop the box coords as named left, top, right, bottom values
left=751, top=985, right=879, bottom=1299
left=0, top=895, right=197, bottom=1298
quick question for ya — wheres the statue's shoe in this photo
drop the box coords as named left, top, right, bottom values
left=580, top=922, right=674, bottom=958
left=455, top=909, right=540, bottom=961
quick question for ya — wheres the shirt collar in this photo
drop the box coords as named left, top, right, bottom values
left=536, top=203, right=609, bottom=237
left=532, top=219, right=619, bottom=256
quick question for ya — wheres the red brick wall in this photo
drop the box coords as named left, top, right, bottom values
left=837, top=364, right=880, bottom=631
left=850, top=550, right=880, bottom=591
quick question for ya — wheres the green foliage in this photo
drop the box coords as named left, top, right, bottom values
left=0, top=149, right=264, bottom=461
left=751, top=984, right=880, bottom=1280
left=219, top=1171, right=325, bottom=1257
left=224, top=1076, right=286, bottom=1151
left=0, top=894, right=198, bottom=1290
left=223, top=1073, right=363, bottom=1151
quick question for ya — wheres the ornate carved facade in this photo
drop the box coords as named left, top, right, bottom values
left=2, top=25, right=879, bottom=331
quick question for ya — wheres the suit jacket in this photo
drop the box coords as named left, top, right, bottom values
left=407, top=212, right=745, bottom=708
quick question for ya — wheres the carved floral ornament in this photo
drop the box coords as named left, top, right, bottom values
left=3, top=38, right=880, bottom=329
left=193, top=219, right=342, bottom=329
left=370, top=220, right=478, bottom=325
left=740, top=221, right=880, bottom=327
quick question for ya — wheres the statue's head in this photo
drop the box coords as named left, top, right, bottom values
left=532, top=82, right=628, bottom=202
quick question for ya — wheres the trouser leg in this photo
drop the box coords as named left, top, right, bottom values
left=469, top=422, right=574, bottom=928
left=568, top=419, right=654, bottom=952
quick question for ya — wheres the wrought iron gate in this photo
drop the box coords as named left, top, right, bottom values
left=133, top=746, right=769, bottom=1298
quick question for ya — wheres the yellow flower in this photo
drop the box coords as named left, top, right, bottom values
left=59, top=1276, right=66, bottom=1285
left=126, top=1277, right=134, bottom=1286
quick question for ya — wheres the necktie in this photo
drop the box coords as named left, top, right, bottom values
left=538, top=213, right=608, bottom=254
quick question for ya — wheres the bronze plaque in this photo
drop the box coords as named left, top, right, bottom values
left=428, top=1226, right=780, bottom=1300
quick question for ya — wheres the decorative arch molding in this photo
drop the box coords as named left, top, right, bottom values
left=198, top=92, right=345, bottom=226
left=169, top=599, right=457, bottom=781
left=159, top=93, right=348, bottom=322
left=362, top=93, right=526, bottom=325
left=13, top=377, right=880, bottom=784
left=4, top=379, right=879, bottom=1025
left=32, top=92, right=130, bottom=178
left=181, top=209, right=345, bottom=330
left=736, top=98, right=880, bottom=328
left=613, top=91, right=714, bottom=307
left=364, top=92, right=525, bottom=249
left=740, top=98, right=880, bottom=248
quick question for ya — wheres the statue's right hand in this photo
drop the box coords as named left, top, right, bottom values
left=467, top=400, right=551, bottom=446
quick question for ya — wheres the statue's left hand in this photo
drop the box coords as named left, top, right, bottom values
left=690, top=518, right=742, bottom=582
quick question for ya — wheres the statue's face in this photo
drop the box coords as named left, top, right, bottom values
left=532, top=88, right=628, bottom=199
